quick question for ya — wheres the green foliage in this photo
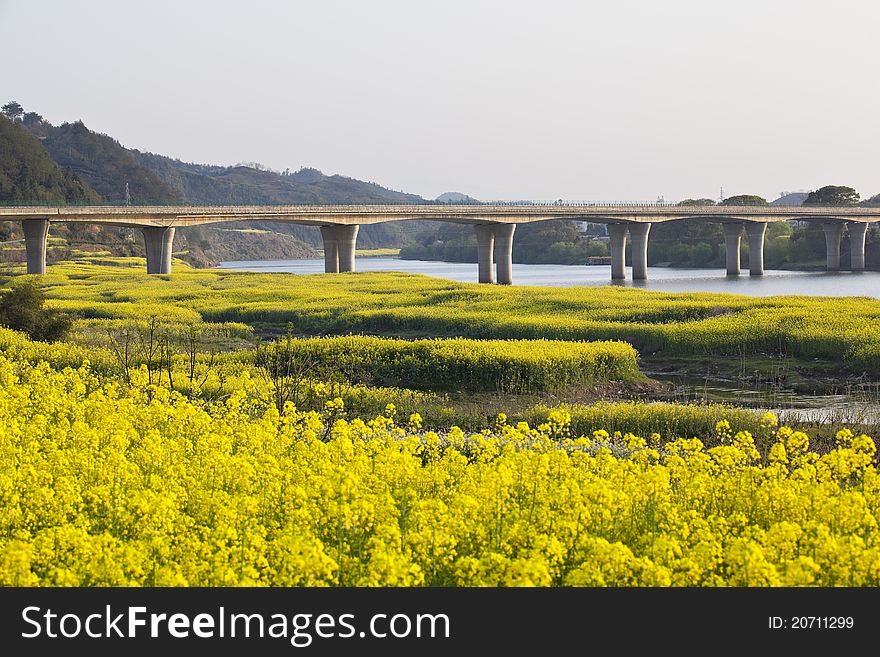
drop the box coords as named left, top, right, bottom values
left=16, top=259, right=880, bottom=374
left=7, top=102, right=432, bottom=258
left=22, top=112, right=43, bottom=126
left=259, top=335, right=642, bottom=394
left=720, top=195, right=768, bottom=206
left=130, top=153, right=431, bottom=250
left=787, top=223, right=825, bottom=263
left=400, top=220, right=607, bottom=265
left=0, top=116, right=101, bottom=203
left=1, top=101, right=24, bottom=121
left=400, top=223, right=477, bottom=262
left=649, top=218, right=724, bottom=267
left=677, top=198, right=716, bottom=206
left=131, top=153, right=425, bottom=205
left=513, top=221, right=606, bottom=264
left=529, top=401, right=764, bottom=443
left=0, top=280, right=73, bottom=341
left=804, top=185, right=860, bottom=207
left=40, top=121, right=181, bottom=203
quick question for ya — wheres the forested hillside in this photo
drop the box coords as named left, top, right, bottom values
left=0, top=116, right=99, bottom=204
left=1, top=102, right=434, bottom=265
left=41, top=121, right=180, bottom=203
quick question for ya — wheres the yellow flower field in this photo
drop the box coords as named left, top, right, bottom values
left=2, top=355, right=878, bottom=587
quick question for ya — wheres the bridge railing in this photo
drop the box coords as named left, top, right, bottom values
left=2, top=200, right=879, bottom=211
left=0, top=199, right=678, bottom=208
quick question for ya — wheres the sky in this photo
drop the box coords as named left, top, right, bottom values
left=1, top=0, right=878, bottom=202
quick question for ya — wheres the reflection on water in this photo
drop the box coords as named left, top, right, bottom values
left=218, top=257, right=880, bottom=298
left=659, top=381, right=880, bottom=427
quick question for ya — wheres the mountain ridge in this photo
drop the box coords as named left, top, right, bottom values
left=1, top=105, right=434, bottom=266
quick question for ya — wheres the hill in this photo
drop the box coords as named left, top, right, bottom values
left=41, top=121, right=180, bottom=203
left=770, top=192, right=808, bottom=206
left=130, top=152, right=434, bottom=250
left=0, top=116, right=99, bottom=204
left=133, top=151, right=423, bottom=205
left=436, top=191, right=478, bottom=203
left=0, top=115, right=107, bottom=260
left=2, top=102, right=435, bottom=265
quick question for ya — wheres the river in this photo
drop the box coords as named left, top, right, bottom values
left=218, top=257, right=880, bottom=298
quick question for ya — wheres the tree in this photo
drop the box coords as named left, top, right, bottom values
left=677, top=198, right=716, bottom=206
left=720, top=195, right=768, bottom=206
left=1, top=100, right=24, bottom=121
left=22, top=111, right=43, bottom=125
left=803, top=185, right=860, bottom=206
left=0, top=280, right=72, bottom=342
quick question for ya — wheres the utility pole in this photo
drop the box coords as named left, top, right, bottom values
left=125, top=182, right=131, bottom=207
left=719, top=186, right=724, bottom=203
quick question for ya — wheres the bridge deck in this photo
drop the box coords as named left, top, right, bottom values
left=2, top=204, right=880, bottom=228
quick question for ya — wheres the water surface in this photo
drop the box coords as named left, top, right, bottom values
left=218, top=257, right=880, bottom=298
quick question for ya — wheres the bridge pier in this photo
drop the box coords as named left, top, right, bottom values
left=474, top=223, right=516, bottom=284
left=849, top=222, right=867, bottom=271
left=722, top=223, right=743, bottom=275
left=494, top=223, right=516, bottom=285
left=474, top=225, right=496, bottom=284
left=337, top=225, right=358, bottom=272
left=320, top=225, right=339, bottom=273
left=746, top=222, right=767, bottom=276
left=607, top=224, right=628, bottom=280
left=320, top=225, right=359, bottom=273
left=22, top=219, right=49, bottom=275
left=629, top=223, right=650, bottom=280
left=822, top=223, right=844, bottom=271
left=142, top=227, right=175, bottom=274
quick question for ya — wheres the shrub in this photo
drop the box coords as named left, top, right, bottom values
left=0, top=280, right=72, bottom=341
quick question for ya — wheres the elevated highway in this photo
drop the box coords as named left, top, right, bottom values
left=3, top=204, right=879, bottom=282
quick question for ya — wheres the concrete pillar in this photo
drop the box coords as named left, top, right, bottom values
left=494, top=223, right=516, bottom=285
left=629, top=223, right=651, bottom=281
left=822, top=223, right=844, bottom=271
left=746, top=222, right=767, bottom=276
left=475, top=224, right=495, bottom=284
left=336, top=225, right=359, bottom=273
left=849, top=222, right=867, bottom=271
left=607, top=223, right=628, bottom=280
left=722, top=223, right=743, bottom=276
left=22, top=219, right=49, bottom=275
left=320, top=225, right=339, bottom=273
left=142, top=226, right=175, bottom=275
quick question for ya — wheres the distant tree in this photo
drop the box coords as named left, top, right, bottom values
left=803, top=185, right=860, bottom=206
left=720, top=195, right=768, bottom=206
left=22, top=111, right=43, bottom=125
left=677, top=198, right=716, bottom=206
left=0, top=281, right=72, bottom=342
left=398, top=219, right=605, bottom=265
left=1, top=100, right=24, bottom=121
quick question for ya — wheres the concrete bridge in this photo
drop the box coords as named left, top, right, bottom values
left=3, top=204, right=880, bottom=283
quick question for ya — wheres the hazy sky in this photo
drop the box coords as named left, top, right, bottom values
left=2, top=0, right=878, bottom=202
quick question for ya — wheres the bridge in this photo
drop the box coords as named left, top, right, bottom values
left=3, top=204, right=880, bottom=283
